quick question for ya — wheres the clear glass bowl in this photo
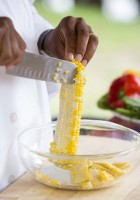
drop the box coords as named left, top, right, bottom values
left=18, top=120, right=140, bottom=190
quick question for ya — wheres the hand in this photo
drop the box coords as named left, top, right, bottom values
left=43, top=16, right=98, bottom=66
left=0, top=17, right=26, bottom=68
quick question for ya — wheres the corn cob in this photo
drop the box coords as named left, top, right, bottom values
left=50, top=60, right=85, bottom=155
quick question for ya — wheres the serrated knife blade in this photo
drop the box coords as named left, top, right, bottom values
left=6, top=52, right=77, bottom=84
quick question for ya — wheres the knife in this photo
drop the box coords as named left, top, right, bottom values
left=6, top=52, right=77, bottom=84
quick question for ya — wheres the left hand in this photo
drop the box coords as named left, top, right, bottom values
left=43, top=16, right=98, bottom=66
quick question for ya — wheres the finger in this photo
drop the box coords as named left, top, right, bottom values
left=64, top=29, right=76, bottom=60
left=10, top=31, right=21, bottom=53
left=5, top=30, right=25, bottom=67
left=0, top=33, right=13, bottom=66
left=61, top=17, right=77, bottom=60
left=0, top=29, right=4, bottom=55
left=82, top=34, right=98, bottom=66
left=15, top=31, right=26, bottom=50
left=6, top=50, right=25, bottom=68
left=11, top=31, right=25, bottom=54
left=75, top=18, right=89, bottom=62
left=5, top=46, right=24, bottom=67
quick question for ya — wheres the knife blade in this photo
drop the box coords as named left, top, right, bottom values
left=6, top=52, right=77, bottom=84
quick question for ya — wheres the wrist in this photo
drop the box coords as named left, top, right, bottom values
left=37, top=29, right=54, bottom=52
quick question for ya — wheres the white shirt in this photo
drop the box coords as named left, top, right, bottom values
left=0, top=0, right=59, bottom=191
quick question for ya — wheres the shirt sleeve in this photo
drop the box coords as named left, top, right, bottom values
left=31, top=4, right=60, bottom=98
left=31, top=5, right=54, bottom=41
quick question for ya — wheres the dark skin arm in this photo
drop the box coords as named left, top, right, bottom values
left=41, top=16, right=98, bottom=66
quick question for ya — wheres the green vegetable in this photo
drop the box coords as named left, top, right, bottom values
left=115, top=108, right=140, bottom=119
left=97, top=95, right=140, bottom=119
left=97, top=93, right=111, bottom=110
left=122, top=96, right=140, bottom=109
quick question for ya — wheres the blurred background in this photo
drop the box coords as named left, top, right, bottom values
left=35, top=0, right=140, bottom=120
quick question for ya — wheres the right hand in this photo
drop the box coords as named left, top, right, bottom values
left=0, top=17, right=26, bottom=68
left=43, top=16, right=98, bottom=66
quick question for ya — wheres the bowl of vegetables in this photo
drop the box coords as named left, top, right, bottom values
left=98, top=70, right=140, bottom=123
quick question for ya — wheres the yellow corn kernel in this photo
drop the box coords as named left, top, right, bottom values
left=58, top=61, right=62, bottom=67
left=52, top=73, right=59, bottom=82
left=56, top=67, right=62, bottom=72
left=81, top=181, right=93, bottom=190
left=53, top=73, right=59, bottom=77
left=64, top=70, right=70, bottom=74
left=53, top=76, right=57, bottom=81
left=56, top=80, right=60, bottom=83
left=61, top=77, right=67, bottom=83
left=99, top=170, right=114, bottom=183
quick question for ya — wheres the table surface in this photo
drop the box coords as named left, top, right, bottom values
left=1, top=117, right=140, bottom=200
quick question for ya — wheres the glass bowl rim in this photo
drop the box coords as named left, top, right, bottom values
left=18, top=119, right=140, bottom=160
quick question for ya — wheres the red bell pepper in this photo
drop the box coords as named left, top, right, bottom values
left=123, top=74, right=140, bottom=96
left=108, top=76, right=126, bottom=108
left=108, top=74, right=140, bottom=108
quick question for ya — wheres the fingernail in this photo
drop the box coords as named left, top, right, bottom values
left=75, top=54, right=83, bottom=62
left=82, top=60, right=87, bottom=66
left=68, top=53, right=74, bottom=61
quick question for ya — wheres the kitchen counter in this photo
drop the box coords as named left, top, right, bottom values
left=0, top=166, right=140, bottom=200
